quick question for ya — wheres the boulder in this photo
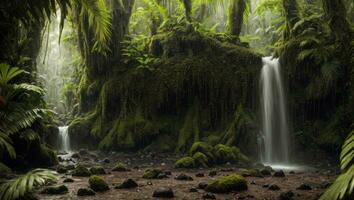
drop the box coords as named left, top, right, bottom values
left=41, top=185, right=68, bottom=195
left=89, top=166, right=106, bottom=175
left=89, top=176, right=109, bottom=192
left=77, top=188, right=96, bottom=196
left=152, top=187, right=174, bottom=198
left=205, top=174, right=247, bottom=193
left=115, top=179, right=138, bottom=189
left=112, top=162, right=129, bottom=172
left=72, top=165, right=91, bottom=177
left=143, top=168, right=163, bottom=179
left=273, top=170, right=285, bottom=177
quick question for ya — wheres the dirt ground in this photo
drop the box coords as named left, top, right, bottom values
left=38, top=151, right=336, bottom=200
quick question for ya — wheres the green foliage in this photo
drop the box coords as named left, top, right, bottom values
left=0, top=63, right=25, bottom=86
left=320, top=128, right=354, bottom=200
left=0, top=169, right=58, bottom=200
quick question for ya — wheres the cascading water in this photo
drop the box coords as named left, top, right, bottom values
left=58, top=126, right=70, bottom=152
left=259, top=56, right=290, bottom=164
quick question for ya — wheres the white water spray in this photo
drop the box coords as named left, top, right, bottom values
left=58, top=126, right=70, bottom=152
left=259, top=56, right=290, bottom=164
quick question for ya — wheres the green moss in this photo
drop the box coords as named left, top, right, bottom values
left=142, top=168, right=164, bottom=179
left=192, top=152, right=209, bottom=168
left=174, top=156, right=195, bottom=168
left=72, top=165, right=91, bottom=177
left=189, top=141, right=214, bottom=162
left=213, top=144, right=249, bottom=164
left=112, top=162, right=129, bottom=172
left=89, top=176, right=109, bottom=192
left=89, top=166, right=106, bottom=175
left=205, top=174, right=247, bottom=193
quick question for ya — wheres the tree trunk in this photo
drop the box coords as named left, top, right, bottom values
left=229, top=0, right=246, bottom=37
left=183, top=0, right=192, bottom=22
left=282, top=0, right=300, bottom=40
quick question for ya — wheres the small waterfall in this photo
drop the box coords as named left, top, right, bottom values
left=58, top=126, right=70, bottom=152
left=259, top=56, right=290, bottom=164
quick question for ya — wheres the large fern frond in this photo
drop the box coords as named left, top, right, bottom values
left=0, top=63, right=25, bottom=86
left=0, top=169, right=58, bottom=200
left=0, top=130, right=16, bottom=159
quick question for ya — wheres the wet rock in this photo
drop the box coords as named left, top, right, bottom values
left=63, top=178, right=74, bottom=183
left=208, top=171, right=217, bottom=177
left=72, top=165, right=91, bottom=177
left=103, top=158, right=110, bottom=163
left=143, top=168, right=163, bottom=179
left=89, top=176, right=109, bottom=192
left=240, top=169, right=263, bottom=178
left=157, top=172, right=168, bottom=179
left=189, top=187, right=198, bottom=192
left=112, top=162, right=129, bottom=172
left=147, top=181, right=153, bottom=185
left=57, top=156, right=64, bottom=162
left=260, top=168, right=271, bottom=176
left=56, top=165, right=67, bottom=174
left=77, top=188, right=95, bottom=196
left=175, top=173, right=193, bottom=181
left=71, top=153, right=80, bottom=159
left=41, top=185, right=68, bottom=195
left=79, top=149, right=88, bottom=156
left=274, top=170, right=286, bottom=177
left=262, top=184, right=269, bottom=188
left=89, top=166, right=106, bottom=175
left=205, top=174, right=247, bottom=193
left=196, top=173, right=205, bottom=177
left=198, top=182, right=208, bottom=189
left=65, top=164, right=75, bottom=170
left=164, top=171, right=172, bottom=175
left=289, top=171, right=295, bottom=174
left=250, top=181, right=256, bottom=185
left=296, top=183, right=312, bottom=190
left=152, top=187, right=174, bottom=198
left=269, top=184, right=280, bottom=191
left=279, top=190, right=294, bottom=200
left=115, top=179, right=138, bottom=189
left=203, top=193, right=216, bottom=199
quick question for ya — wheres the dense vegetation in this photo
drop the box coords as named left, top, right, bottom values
left=0, top=0, right=353, bottom=199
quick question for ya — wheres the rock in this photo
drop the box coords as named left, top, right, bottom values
left=198, top=182, right=208, bottom=189
left=263, top=184, right=269, bottom=188
left=189, top=142, right=214, bottom=161
left=89, top=166, right=106, bottom=175
left=260, top=168, right=271, bottom=176
left=273, top=170, right=286, bottom=177
left=115, top=179, right=138, bottom=189
left=63, top=178, right=74, bottom=183
left=174, top=156, right=195, bottom=168
left=203, top=193, right=216, bottom=199
left=213, top=144, right=249, bottom=164
left=196, top=173, right=205, bottom=177
left=112, top=162, right=129, bottom=172
left=79, top=149, right=88, bottom=156
left=269, top=184, right=280, bottom=191
left=65, top=164, right=75, bottom=170
left=103, top=158, right=110, bottom=163
left=240, top=169, right=263, bottom=178
left=157, top=172, right=168, bottom=179
left=147, top=181, right=153, bottom=185
left=57, top=156, right=64, bottom=162
left=296, top=184, right=312, bottom=190
left=72, top=165, right=91, bottom=177
left=164, top=171, right=172, bottom=175
left=192, top=152, right=210, bottom=168
left=77, top=188, right=95, bottom=196
left=279, top=190, right=294, bottom=200
left=205, top=174, right=247, bottom=193
left=71, top=153, right=80, bottom=159
left=152, top=187, right=174, bottom=198
left=250, top=181, right=256, bottom=185
left=289, top=171, right=295, bottom=174
left=88, top=176, right=109, bottom=192
left=56, top=165, right=67, bottom=174
left=208, top=171, right=217, bottom=177
left=189, top=188, right=198, bottom=192
left=41, top=185, right=68, bottom=195
left=143, top=168, right=163, bottom=179
left=175, top=173, right=193, bottom=181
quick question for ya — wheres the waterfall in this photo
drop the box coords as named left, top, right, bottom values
left=259, top=56, right=290, bottom=164
left=58, top=126, right=70, bottom=152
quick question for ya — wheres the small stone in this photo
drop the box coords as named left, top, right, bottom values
left=57, top=156, right=64, bottom=162
left=157, top=172, right=168, bottom=179
left=274, top=170, right=285, bottom=177
left=56, top=165, right=67, bottom=174
left=164, top=171, right=172, bottom=175
left=103, top=158, right=110, bottom=163
left=196, top=173, right=204, bottom=177
left=147, top=181, right=153, bottom=185
left=63, top=178, right=74, bottom=183
left=250, top=181, right=256, bottom=185
left=198, top=182, right=208, bottom=189
left=269, top=184, right=280, bottom=191
left=203, top=193, right=216, bottom=199
left=209, top=171, right=217, bottom=177
left=279, top=190, right=294, bottom=200
left=189, top=187, right=198, bottom=192
left=112, top=162, right=129, bottom=172
left=289, top=171, right=295, bottom=174
left=115, top=179, right=138, bottom=189
left=41, top=185, right=68, bottom=195
left=71, top=153, right=80, bottom=159
left=296, top=184, right=312, bottom=190
left=77, top=188, right=95, bottom=196
left=262, top=184, right=269, bottom=188
left=175, top=173, right=193, bottom=181
left=152, top=187, right=174, bottom=198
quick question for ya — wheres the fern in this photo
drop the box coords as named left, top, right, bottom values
left=0, top=130, right=16, bottom=159
left=0, top=169, right=58, bottom=200
left=0, top=63, right=25, bottom=86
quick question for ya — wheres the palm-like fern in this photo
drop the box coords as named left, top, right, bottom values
left=320, top=129, right=354, bottom=200
left=0, top=169, right=58, bottom=200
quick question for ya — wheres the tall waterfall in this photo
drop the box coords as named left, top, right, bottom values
left=58, top=126, right=70, bottom=152
left=259, top=56, right=290, bottom=164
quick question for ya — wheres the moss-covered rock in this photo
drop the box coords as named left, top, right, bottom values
left=89, top=176, right=109, bottom=192
left=142, top=169, right=163, bottom=179
left=41, top=185, right=68, bottom=195
left=192, top=152, right=209, bottom=168
left=189, top=142, right=214, bottom=162
left=213, top=144, right=249, bottom=164
left=174, top=157, right=195, bottom=168
left=112, top=162, right=129, bottom=172
left=205, top=174, right=247, bottom=193
left=72, top=165, right=91, bottom=177
left=115, top=179, right=138, bottom=189
left=90, top=166, right=106, bottom=175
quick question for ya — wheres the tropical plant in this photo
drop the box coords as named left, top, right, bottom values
left=320, top=128, right=354, bottom=200
left=0, top=169, right=58, bottom=200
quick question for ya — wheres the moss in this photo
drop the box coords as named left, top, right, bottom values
left=205, top=174, right=247, bottom=193
left=41, top=185, right=68, bottom=195
left=174, top=157, right=195, bottom=168
left=142, top=168, right=164, bottom=179
left=72, top=165, right=91, bottom=177
left=112, top=162, right=129, bottom=172
left=213, top=144, right=249, bottom=164
left=89, top=176, right=109, bottom=192
left=189, top=141, right=214, bottom=162
left=192, top=152, right=209, bottom=168
left=89, top=166, right=106, bottom=175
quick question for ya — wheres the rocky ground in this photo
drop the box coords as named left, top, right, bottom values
left=37, top=150, right=336, bottom=200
